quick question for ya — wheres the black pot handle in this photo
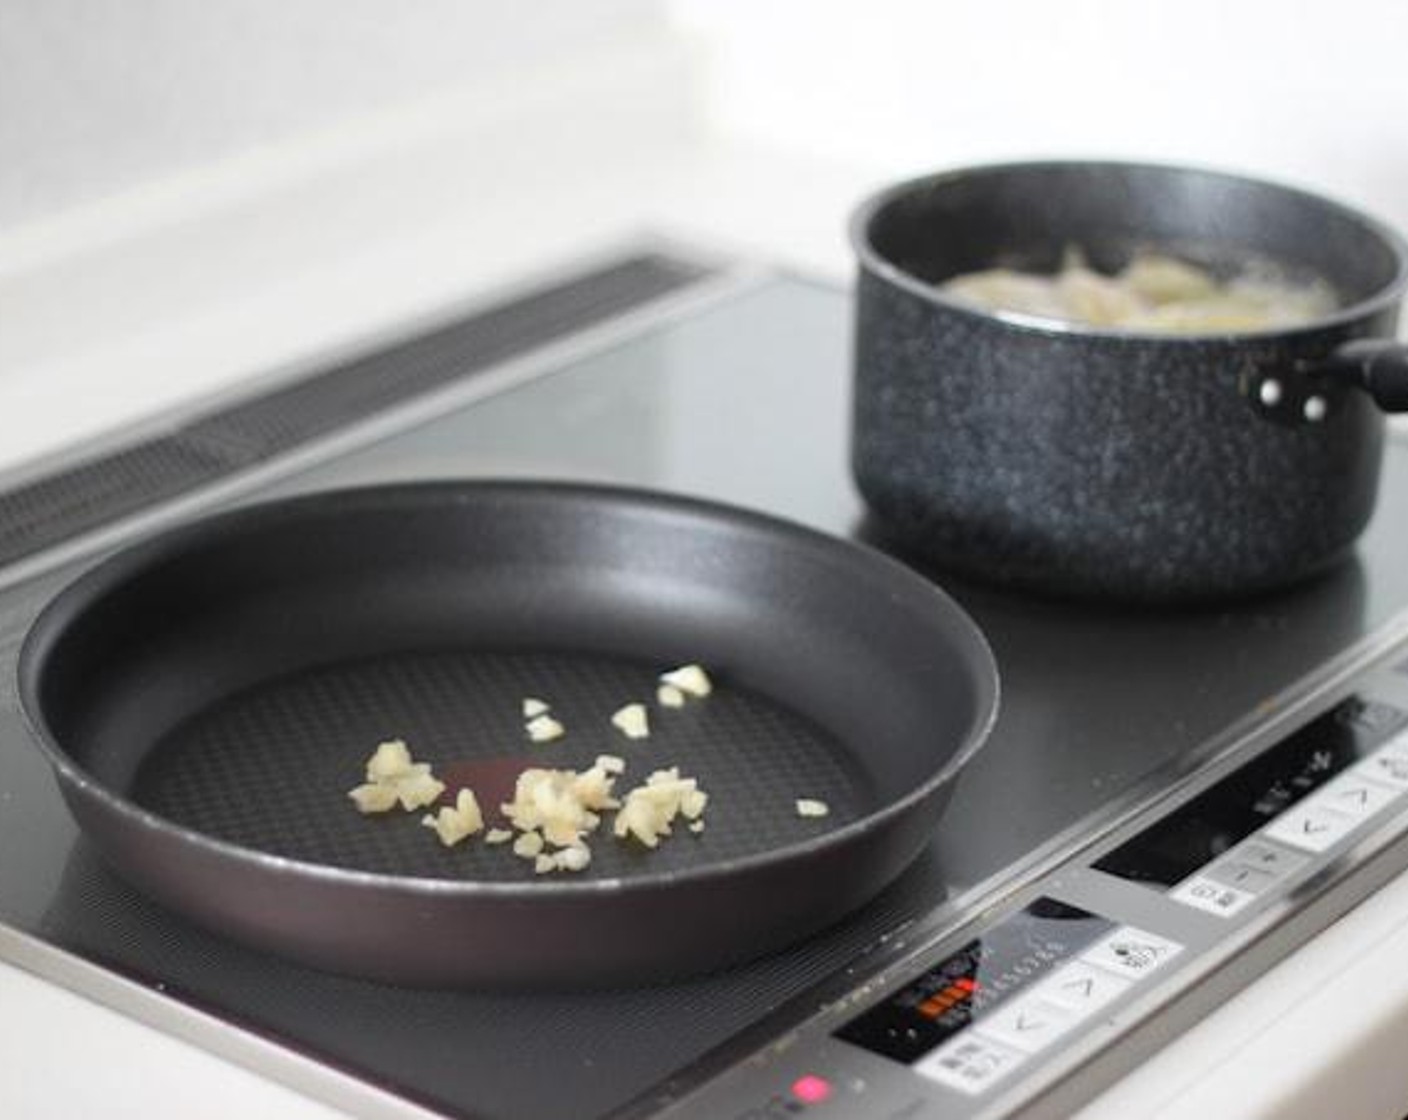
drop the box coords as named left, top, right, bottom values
left=1249, top=338, right=1408, bottom=424
left=1312, top=339, right=1408, bottom=411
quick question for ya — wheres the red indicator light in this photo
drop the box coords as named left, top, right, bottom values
left=955, top=977, right=979, bottom=993
left=791, top=1074, right=833, bottom=1104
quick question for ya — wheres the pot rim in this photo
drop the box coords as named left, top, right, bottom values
left=850, top=158, right=1408, bottom=343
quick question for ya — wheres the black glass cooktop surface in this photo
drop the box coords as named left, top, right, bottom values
left=2, top=259, right=1407, bottom=1120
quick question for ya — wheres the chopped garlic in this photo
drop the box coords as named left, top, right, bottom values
left=612, top=703, right=650, bottom=740
left=351, top=709, right=729, bottom=872
left=614, top=794, right=666, bottom=848
left=421, top=789, right=484, bottom=847
left=555, top=845, right=591, bottom=872
left=506, top=767, right=614, bottom=851
left=659, top=664, right=713, bottom=699
left=656, top=683, right=686, bottom=709
left=795, top=798, right=830, bottom=819
left=349, top=742, right=445, bottom=813
left=572, top=764, right=621, bottom=812
left=348, top=783, right=399, bottom=814
left=542, top=817, right=582, bottom=848
left=365, top=739, right=414, bottom=782
left=525, top=713, right=565, bottom=743
left=393, top=764, right=446, bottom=811
left=680, top=788, right=709, bottom=820
left=486, top=759, right=634, bottom=871
left=502, top=767, right=610, bottom=848
left=613, top=768, right=708, bottom=848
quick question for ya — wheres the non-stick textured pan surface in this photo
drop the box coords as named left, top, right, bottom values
left=135, top=650, right=868, bottom=881
left=20, top=481, right=998, bottom=986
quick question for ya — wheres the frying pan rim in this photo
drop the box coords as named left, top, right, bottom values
left=17, top=478, right=1000, bottom=900
left=850, top=156, right=1408, bottom=343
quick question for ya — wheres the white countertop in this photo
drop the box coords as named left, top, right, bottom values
left=4, top=33, right=1408, bottom=1119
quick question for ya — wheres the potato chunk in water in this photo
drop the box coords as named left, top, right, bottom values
left=940, top=249, right=1334, bottom=333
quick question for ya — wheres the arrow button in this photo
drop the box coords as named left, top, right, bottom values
left=978, top=996, right=1079, bottom=1054
left=1262, top=804, right=1359, bottom=853
left=1062, top=978, right=1095, bottom=1001
left=1034, top=962, right=1132, bottom=1015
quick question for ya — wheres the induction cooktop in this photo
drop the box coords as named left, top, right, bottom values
left=2, top=251, right=1408, bottom=1120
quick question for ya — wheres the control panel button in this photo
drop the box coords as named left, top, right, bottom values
left=789, top=1074, right=833, bottom=1104
left=1313, top=773, right=1401, bottom=818
left=1354, top=738, right=1408, bottom=790
left=1027, top=961, right=1131, bottom=1016
left=1169, top=875, right=1257, bottom=918
left=1203, top=859, right=1278, bottom=894
left=1261, top=803, right=1359, bottom=853
left=1080, top=926, right=1183, bottom=980
left=914, top=1033, right=1024, bottom=1096
left=977, top=997, right=1079, bottom=1054
left=1219, top=839, right=1308, bottom=881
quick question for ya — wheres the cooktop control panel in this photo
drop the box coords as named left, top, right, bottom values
left=667, top=640, right=1408, bottom=1119
left=835, top=897, right=1165, bottom=1097
left=1095, top=691, right=1408, bottom=914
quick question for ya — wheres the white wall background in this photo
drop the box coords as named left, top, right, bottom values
left=4, top=0, right=1406, bottom=239
left=0, top=0, right=665, bottom=233
left=672, top=0, right=1408, bottom=234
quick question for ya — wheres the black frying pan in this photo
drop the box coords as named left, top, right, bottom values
left=18, top=481, right=998, bottom=987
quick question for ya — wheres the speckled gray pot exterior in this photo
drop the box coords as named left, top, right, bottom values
left=851, top=162, right=1408, bottom=602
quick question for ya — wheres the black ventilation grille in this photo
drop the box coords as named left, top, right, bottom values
left=0, top=253, right=712, bottom=570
